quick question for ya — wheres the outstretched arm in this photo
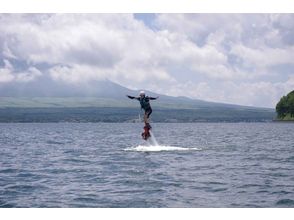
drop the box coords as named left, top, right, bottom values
left=148, top=96, right=159, bottom=100
left=126, top=95, right=140, bottom=100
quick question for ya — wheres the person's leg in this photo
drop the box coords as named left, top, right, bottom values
left=144, top=112, right=148, bottom=124
left=147, top=108, right=152, bottom=118
left=142, top=109, right=152, bottom=140
left=145, top=108, right=152, bottom=128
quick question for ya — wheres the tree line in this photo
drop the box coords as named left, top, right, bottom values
left=276, top=90, right=294, bottom=119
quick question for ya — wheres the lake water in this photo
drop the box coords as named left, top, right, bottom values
left=0, top=122, right=294, bottom=208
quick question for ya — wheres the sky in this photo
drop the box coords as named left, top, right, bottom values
left=0, top=13, right=294, bottom=108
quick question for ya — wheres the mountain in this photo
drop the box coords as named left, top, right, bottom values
left=0, top=74, right=212, bottom=106
left=0, top=75, right=133, bottom=99
left=0, top=78, right=275, bottom=122
left=0, top=76, right=268, bottom=109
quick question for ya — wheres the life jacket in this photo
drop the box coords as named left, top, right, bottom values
left=139, top=96, right=151, bottom=110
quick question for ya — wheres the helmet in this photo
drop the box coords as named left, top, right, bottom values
left=139, top=90, right=145, bottom=96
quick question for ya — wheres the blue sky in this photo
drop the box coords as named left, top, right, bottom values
left=134, top=13, right=156, bottom=29
left=0, top=14, right=294, bottom=107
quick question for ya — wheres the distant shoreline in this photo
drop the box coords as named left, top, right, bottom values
left=273, top=119, right=294, bottom=122
left=0, top=121, right=276, bottom=125
left=0, top=107, right=275, bottom=123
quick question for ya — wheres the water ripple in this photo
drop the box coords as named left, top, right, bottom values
left=0, top=122, right=294, bottom=207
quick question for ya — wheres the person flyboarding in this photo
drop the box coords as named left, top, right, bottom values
left=127, top=91, right=159, bottom=140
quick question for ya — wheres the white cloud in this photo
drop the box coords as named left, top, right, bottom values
left=0, top=65, right=14, bottom=83
left=49, top=64, right=110, bottom=84
left=15, top=67, right=42, bottom=82
left=0, top=14, right=293, bottom=107
left=162, top=75, right=294, bottom=108
left=1, top=14, right=176, bottom=86
left=0, top=59, right=42, bottom=83
left=230, top=44, right=294, bottom=68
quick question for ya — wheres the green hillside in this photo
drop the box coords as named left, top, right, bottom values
left=276, top=90, right=294, bottom=121
left=0, top=97, right=275, bottom=122
left=0, top=97, right=136, bottom=108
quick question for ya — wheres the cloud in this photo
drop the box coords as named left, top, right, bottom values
left=0, top=14, right=175, bottom=86
left=48, top=64, right=110, bottom=84
left=16, top=67, right=42, bottom=82
left=0, top=60, right=14, bottom=83
left=0, top=59, right=42, bottom=83
left=162, top=76, right=294, bottom=108
left=230, top=44, right=294, bottom=69
left=0, top=14, right=293, bottom=107
left=0, top=14, right=126, bottom=66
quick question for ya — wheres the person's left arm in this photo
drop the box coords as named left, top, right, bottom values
left=148, top=96, right=159, bottom=100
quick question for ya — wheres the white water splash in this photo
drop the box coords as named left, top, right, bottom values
left=148, top=130, right=159, bottom=146
left=124, top=145, right=201, bottom=152
left=124, top=126, right=201, bottom=152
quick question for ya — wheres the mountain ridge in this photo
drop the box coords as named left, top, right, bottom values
left=0, top=77, right=273, bottom=110
left=0, top=78, right=276, bottom=122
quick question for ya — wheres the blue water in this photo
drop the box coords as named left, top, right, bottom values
left=0, top=123, right=294, bottom=208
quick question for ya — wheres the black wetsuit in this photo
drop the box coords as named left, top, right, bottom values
left=127, top=95, right=157, bottom=119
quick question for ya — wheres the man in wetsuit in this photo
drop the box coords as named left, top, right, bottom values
left=127, top=91, right=158, bottom=129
